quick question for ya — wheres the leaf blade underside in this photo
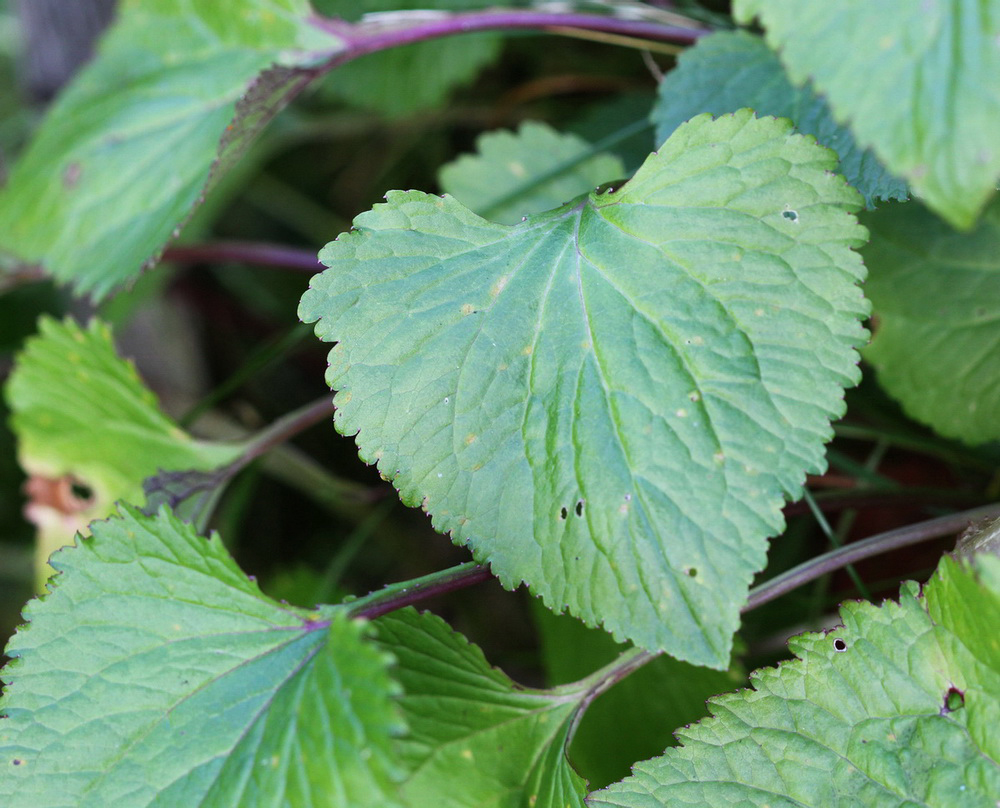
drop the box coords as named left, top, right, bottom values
left=300, top=110, right=869, bottom=667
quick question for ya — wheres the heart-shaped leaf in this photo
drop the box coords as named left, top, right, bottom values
left=300, top=110, right=869, bottom=667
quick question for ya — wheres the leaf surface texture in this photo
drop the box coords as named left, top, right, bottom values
left=0, top=0, right=339, bottom=296
left=591, top=553, right=1000, bottom=807
left=300, top=110, right=869, bottom=666
left=0, top=506, right=404, bottom=807
left=376, top=608, right=588, bottom=807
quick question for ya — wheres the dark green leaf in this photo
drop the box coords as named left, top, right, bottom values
left=863, top=198, right=1000, bottom=444
left=652, top=30, right=907, bottom=208
left=375, top=608, right=587, bottom=807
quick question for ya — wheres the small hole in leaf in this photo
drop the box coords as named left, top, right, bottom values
left=70, top=480, right=94, bottom=502
left=686, top=567, right=697, bottom=578
left=942, top=687, right=965, bottom=714
left=559, top=506, right=568, bottom=520
left=575, top=500, right=584, bottom=517
left=782, top=209, right=798, bottom=222
left=832, top=638, right=848, bottom=652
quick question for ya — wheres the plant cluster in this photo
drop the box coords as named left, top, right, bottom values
left=0, top=2, right=999, bottom=806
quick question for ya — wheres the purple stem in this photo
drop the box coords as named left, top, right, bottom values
left=240, top=395, right=337, bottom=467
left=163, top=242, right=321, bottom=273
left=744, top=501, right=1000, bottom=612
left=310, top=9, right=706, bottom=70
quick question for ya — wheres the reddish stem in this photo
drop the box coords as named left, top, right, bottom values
left=310, top=9, right=706, bottom=71
left=163, top=242, right=321, bottom=272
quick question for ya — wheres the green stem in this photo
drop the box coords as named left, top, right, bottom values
left=557, top=646, right=657, bottom=742
left=802, top=488, right=872, bottom=602
left=347, top=561, right=493, bottom=620
left=237, top=395, right=337, bottom=467
left=180, top=324, right=314, bottom=427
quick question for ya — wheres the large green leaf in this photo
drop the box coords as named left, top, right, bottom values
left=652, top=30, right=907, bottom=208
left=0, top=505, right=405, bottom=807
left=532, top=604, right=742, bottom=789
left=374, top=608, right=587, bottom=807
left=734, top=0, right=1000, bottom=229
left=439, top=121, right=625, bottom=225
left=0, top=0, right=340, bottom=297
left=299, top=109, right=869, bottom=667
left=590, top=552, right=1000, bottom=807
left=4, top=317, right=242, bottom=586
left=863, top=198, right=1000, bottom=445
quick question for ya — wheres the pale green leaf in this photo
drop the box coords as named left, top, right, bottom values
left=374, top=608, right=587, bottom=808
left=0, top=505, right=405, bottom=808
left=590, top=553, right=1000, bottom=808
left=652, top=30, right=907, bottom=208
left=439, top=121, right=625, bottom=225
left=734, top=0, right=1000, bottom=229
left=5, top=317, right=241, bottom=522
left=863, top=198, right=1000, bottom=444
left=4, top=317, right=243, bottom=584
left=299, top=110, right=869, bottom=666
left=0, top=0, right=340, bottom=297
left=317, top=0, right=501, bottom=117
left=532, top=603, right=742, bottom=789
